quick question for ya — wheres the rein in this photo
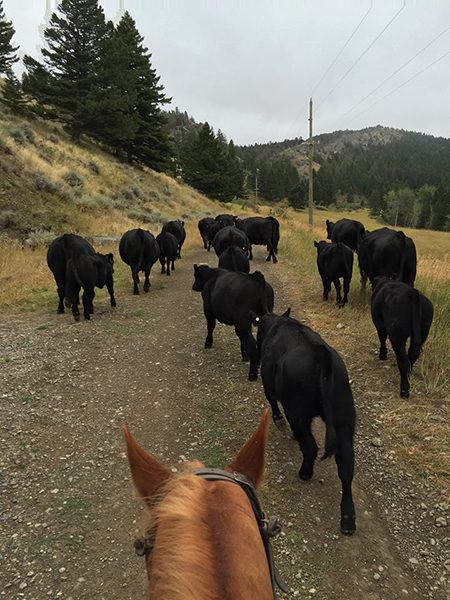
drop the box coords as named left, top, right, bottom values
left=134, top=467, right=288, bottom=599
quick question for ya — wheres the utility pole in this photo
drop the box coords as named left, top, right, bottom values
left=255, top=167, right=259, bottom=203
left=308, top=97, right=314, bottom=227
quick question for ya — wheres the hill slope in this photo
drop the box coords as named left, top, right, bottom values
left=0, top=106, right=217, bottom=243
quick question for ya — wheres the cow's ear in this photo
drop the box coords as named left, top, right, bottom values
left=326, top=219, right=329, bottom=225
left=226, top=410, right=269, bottom=490
left=181, top=221, right=185, bottom=227
left=108, top=253, right=114, bottom=265
left=314, top=241, right=318, bottom=248
left=194, top=264, right=199, bottom=272
left=250, top=310, right=261, bottom=326
left=282, top=308, right=291, bottom=318
left=123, top=426, right=171, bottom=507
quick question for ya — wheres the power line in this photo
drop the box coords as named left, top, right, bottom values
left=284, top=0, right=374, bottom=139
left=347, top=48, right=450, bottom=124
left=334, top=24, right=450, bottom=126
left=315, top=0, right=406, bottom=113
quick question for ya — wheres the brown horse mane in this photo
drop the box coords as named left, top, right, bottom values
left=142, top=461, right=219, bottom=599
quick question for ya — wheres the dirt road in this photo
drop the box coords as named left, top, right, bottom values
left=1, top=243, right=449, bottom=599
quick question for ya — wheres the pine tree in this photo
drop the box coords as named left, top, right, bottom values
left=0, top=2, right=19, bottom=74
left=23, top=0, right=110, bottom=139
left=0, top=70, right=29, bottom=116
left=182, top=123, right=233, bottom=201
left=113, top=12, right=172, bottom=170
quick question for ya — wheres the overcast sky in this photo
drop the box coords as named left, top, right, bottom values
left=4, top=0, right=450, bottom=145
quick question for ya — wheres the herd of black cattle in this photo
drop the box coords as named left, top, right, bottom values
left=45, top=214, right=434, bottom=533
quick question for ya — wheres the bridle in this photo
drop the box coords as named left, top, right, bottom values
left=134, top=468, right=289, bottom=599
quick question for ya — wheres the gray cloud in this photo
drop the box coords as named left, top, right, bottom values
left=5, top=0, right=450, bottom=144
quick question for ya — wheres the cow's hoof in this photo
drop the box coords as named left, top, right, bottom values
left=274, top=417, right=286, bottom=432
left=133, top=290, right=139, bottom=296
left=248, top=372, right=258, bottom=381
left=299, top=468, right=313, bottom=481
left=379, top=354, right=387, bottom=361
left=340, top=517, right=356, bottom=535
left=204, top=342, right=212, bottom=349
left=273, top=258, right=278, bottom=264
left=242, top=355, right=250, bottom=362
left=266, top=256, right=271, bottom=262
left=73, top=315, right=80, bottom=323
left=57, top=308, right=64, bottom=314
left=400, top=390, right=410, bottom=398
left=111, top=300, right=116, bottom=308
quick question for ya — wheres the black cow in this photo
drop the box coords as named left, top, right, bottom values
left=192, top=265, right=274, bottom=380
left=119, top=228, right=160, bottom=295
left=198, top=217, right=216, bottom=250
left=371, top=277, right=433, bottom=398
left=235, top=216, right=279, bottom=263
left=207, top=221, right=223, bottom=251
left=254, top=309, right=356, bottom=534
left=326, top=218, right=365, bottom=252
left=213, top=226, right=250, bottom=258
left=47, top=233, right=94, bottom=314
left=47, top=234, right=116, bottom=321
left=314, top=240, right=353, bottom=306
left=218, top=246, right=250, bottom=273
left=156, top=231, right=178, bottom=276
left=215, top=213, right=236, bottom=227
left=358, top=227, right=417, bottom=287
left=162, top=220, right=186, bottom=258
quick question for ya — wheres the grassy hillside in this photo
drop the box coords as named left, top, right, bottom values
left=0, top=107, right=222, bottom=310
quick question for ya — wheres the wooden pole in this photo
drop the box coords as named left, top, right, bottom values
left=255, top=167, right=259, bottom=203
left=308, top=98, right=314, bottom=227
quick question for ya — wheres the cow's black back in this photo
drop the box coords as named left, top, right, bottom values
left=326, top=218, right=365, bottom=252
left=358, top=227, right=417, bottom=286
left=213, top=226, right=249, bottom=258
left=218, top=246, right=250, bottom=273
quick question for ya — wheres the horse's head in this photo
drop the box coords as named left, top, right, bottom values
left=123, top=410, right=279, bottom=600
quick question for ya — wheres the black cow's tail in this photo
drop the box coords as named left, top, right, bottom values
left=396, top=231, right=407, bottom=282
left=251, top=271, right=269, bottom=315
left=61, top=233, right=80, bottom=258
left=268, top=216, right=280, bottom=253
left=319, top=347, right=337, bottom=460
left=136, top=228, right=146, bottom=272
left=410, top=289, right=423, bottom=357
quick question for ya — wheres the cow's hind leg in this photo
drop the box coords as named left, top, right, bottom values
left=171, top=256, right=175, bottom=271
left=143, top=269, right=151, bottom=292
left=82, top=289, right=95, bottom=320
left=262, top=377, right=285, bottom=430
left=391, top=337, right=411, bottom=397
left=248, top=245, right=253, bottom=260
left=322, top=277, right=329, bottom=301
left=334, top=278, right=342, bottom=306
left=131, top=268, right=139, bottom=295
left=204, top=312, right=216, bottom=349
left=56, top=281, right=65, bottom=313
left=290, top=418, right=318, bottom=480
left=236, top=327, right=258, bottom=380
left=107, top=280, right=116, bottom=308
left=335, top=425, right=356, bottom=534
left=166, top=256, right=171, bottom=276
left=160, top=256, right=165, bottom=274
left=342, top=274, right=351, bottom=305
left=376, top=326, right=388, bottom=360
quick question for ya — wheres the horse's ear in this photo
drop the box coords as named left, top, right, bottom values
left=226, top=409, right=269, bottom=490
left=123, top=425, right=171, bottom=507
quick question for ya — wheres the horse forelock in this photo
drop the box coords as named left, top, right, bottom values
left=143, top=466, right=272, bottom=600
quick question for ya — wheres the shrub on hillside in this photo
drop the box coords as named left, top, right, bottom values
left=48, top=134, right=59, bottom=144
left=148, top=190, right=160, bottom=201
left=162, top=184, right=172, bottom=197
left=8, top=124, right=35, bottom=146
left=63, top=169, right=84, bottom=189
left=88, top=160, right=100, bottom=175
left=0, top=210, right=20, bottom=229
left=127, top=207, right=154, bottom=223
left=24, top=230, right=56, bottom=249
left=32, top=171, right=61, bottom=194
left=121, top=186, right=134, bottom=201
left=129, top=183, right=146, bottom=200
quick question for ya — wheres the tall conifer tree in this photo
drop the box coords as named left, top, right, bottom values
left=0, top=1, right=18, bottom=74
left=23, top=0, right=110, bottom=139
